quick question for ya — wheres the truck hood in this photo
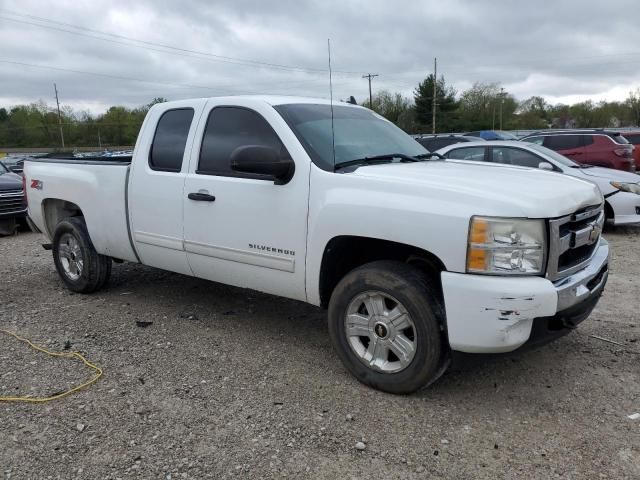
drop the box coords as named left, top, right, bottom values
left=0, top=171, right=23, bottom=191
left=352, top=160, right=602, bottom=218
left=577, top=166, right=640, bottom=183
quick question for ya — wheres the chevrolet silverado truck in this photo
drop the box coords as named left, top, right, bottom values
left=24, top=96, right=609, bottom=394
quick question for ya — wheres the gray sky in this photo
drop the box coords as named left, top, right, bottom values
left=1, top=0, right=640, bottom=113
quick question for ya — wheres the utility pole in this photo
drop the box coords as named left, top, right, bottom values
left=54, top=83, right=65, bottom=149
left=432, top=57, right=437, bottom=134
left=499, top=87, right=505, bottom=130
left=362, top=73, right=379, bottom=108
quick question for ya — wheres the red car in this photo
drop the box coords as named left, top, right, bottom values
left=521, top=130, right=635, bottom=172
left=621, top=130, right=640, bottom=171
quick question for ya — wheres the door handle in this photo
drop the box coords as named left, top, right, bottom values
left=188, top=192, right=216, bottom=202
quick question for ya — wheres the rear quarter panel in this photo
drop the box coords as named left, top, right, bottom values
left=24, top=160, right=138, bottom=261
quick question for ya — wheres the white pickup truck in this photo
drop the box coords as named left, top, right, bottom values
left=24, top=96, right=609, bottom=394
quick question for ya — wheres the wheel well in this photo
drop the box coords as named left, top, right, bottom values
left=318, top=236, right=446, bottom=308
left=42, top=199, right=84, bottom=237
left=604, top=200, right=614, bottom=222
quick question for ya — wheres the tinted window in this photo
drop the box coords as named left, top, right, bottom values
left=491, top=147, right=543, bottom=168
left=149, top=108, right=194, bottom=172
left=523, top=136, right=544, bottom=145
left=446, top=147, right=486, bottom=161
left=416, top=138, right=437, bottom=150
left=198, top=107, right=288, bottom=177
left=582, top=135, right=594, bottom=146
left=623, top=134, right=640, bottom=145
left=610, top=133, right=629, bottom=145
left=543, top=135, right=582, bottom=150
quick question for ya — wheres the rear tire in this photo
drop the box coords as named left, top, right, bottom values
left=52, top=217, right=111, bottom=293
left=328, top=260, right=448, bottom=394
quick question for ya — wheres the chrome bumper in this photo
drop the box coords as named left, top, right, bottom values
left=554, top=238, right=609, bottom=312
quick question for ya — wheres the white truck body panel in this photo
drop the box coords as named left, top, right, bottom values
left=24, top=96, right=609, bottom=357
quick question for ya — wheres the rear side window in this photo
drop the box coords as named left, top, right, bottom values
left=149, top=108, right=194, bottom=172
left=544, top=135, right=582, bottom=150
left=198, top=107, right=288, bottom=177
left=582, top=135, right=594, bottom=146
left=446, top=146, right=486, bottom=161
left=623, top=134, right=640, bottom=145
left=415, top=138, right=436, bottom=150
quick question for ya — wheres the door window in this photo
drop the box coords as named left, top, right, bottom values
left=491, top=147, right=544, bottom=168
left=543, top=135, right=582, bottom=150
left=198, top=107, right=289, bottom=177
left=149, top=108, right=194, bottom=172
left=523, top=136, right=544, bottom=145
left=446, top=146, right=486, bottom=161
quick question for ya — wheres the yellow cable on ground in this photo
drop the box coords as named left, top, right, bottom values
left=0, top=329, right=103, bottom=403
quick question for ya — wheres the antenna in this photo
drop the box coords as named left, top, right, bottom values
left=328, top=38, right=336, bottom=168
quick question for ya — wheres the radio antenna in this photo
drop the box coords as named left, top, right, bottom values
left=327, top=38, right=336, bottom=168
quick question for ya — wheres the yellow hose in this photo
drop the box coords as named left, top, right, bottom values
left=0, top=329, right=103, bottom=403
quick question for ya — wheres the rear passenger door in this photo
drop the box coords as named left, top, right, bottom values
left=128, top=100, right=206, bottom=276
left=182, top=100, right=310, bottom=301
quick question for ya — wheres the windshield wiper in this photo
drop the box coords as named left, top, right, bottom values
left=415, top=152, right=445, bottom=160
left=334, top=153, right=419, bottom=171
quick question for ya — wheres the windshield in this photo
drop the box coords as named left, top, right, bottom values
left=0, top=162, right=9, bottom=173
left=274, top=103, right=428, bottom=171
left=526, top=143, right=580, bottom=167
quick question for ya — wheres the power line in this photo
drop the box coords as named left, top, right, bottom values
left=0, top=58, right=342, bottom=95
left=0, top=10, right=364, bottom=76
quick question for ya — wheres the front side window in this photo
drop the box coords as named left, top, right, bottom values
left=275, top=104, right=427, bottom=171
left=149, top=108, right=194, bottom=172
left=491, top=147, right=543, bottom=168
left=198, top=107, right=288, bottom=177
left=446, top=146, right=486, bottom=161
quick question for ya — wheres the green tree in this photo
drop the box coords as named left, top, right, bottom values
left=362, top=90, right=412, bottom=125
left=413, top=75, right=458, bottom=132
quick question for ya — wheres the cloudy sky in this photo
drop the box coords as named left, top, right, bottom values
left=1, top=0, right=640, bottom=113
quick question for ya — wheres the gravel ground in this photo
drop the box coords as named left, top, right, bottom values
left=1, top=229, right=639, bottom=479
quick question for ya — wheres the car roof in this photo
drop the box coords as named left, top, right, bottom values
left=522, top=129, right=623, bottom=138
left=158, top=95, right=357, bottom=108
left=435, top=140, right=534, bottom=152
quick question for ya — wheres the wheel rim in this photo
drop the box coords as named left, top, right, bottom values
left=58, top=233, right=83, bottom=281
left=344, top=291, right=417, bottom=374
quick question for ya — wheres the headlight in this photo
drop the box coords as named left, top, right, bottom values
left=610, top=181, right=640, bottom=195
left=467, top=217, right=546, bottom=275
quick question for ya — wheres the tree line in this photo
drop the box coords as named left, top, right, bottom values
left=362, top=76, right=640, bottom=134
left=1, top=78, right=640, bottom=149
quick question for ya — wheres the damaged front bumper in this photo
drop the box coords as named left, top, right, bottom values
left=441, top=239, right=609, bottom=354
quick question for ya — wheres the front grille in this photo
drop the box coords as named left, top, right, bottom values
left=0, top=189, right=26, bottom=215
left=547, top=204, right=604, bottom=281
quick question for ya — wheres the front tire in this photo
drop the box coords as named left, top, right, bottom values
left=328, top=261, right=448, bottom=394
left=52, top=217, right=111, bottom=293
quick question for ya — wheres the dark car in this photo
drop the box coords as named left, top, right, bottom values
left=464, top=130, right=519, bottom=141
left=521, top=130, right=635, bottom=172
left=1, top=156, right=25, bottom=175
left=0, top=161, right=27, bottom=235
left=620, top=131, right=640, bottom=171
left=414, top=134, right=484, bottom=151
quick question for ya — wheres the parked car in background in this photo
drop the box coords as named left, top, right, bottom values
left=0, top=160, right=27, bottom=235
left=521, top=130, right=636, bottom=173
left=413, top=134, right=484, bottom=151
left=1, top=156, right=25, bottom=175
left=620, top=130, right=640, bottom=171
left=436, top=141, right=640, bottom=226
left=464, top=130, right=519, bottom=140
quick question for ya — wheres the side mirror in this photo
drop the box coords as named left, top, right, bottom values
left=230, top=145, right=295, bottom=185
left=538, top=162, right=554, bottom=171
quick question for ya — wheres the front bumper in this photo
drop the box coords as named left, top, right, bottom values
left=607, top=191, right=640, bottom=225
left=0, top=207, right=27, bottom=219
left=441, top=239, right=609, bottom=354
